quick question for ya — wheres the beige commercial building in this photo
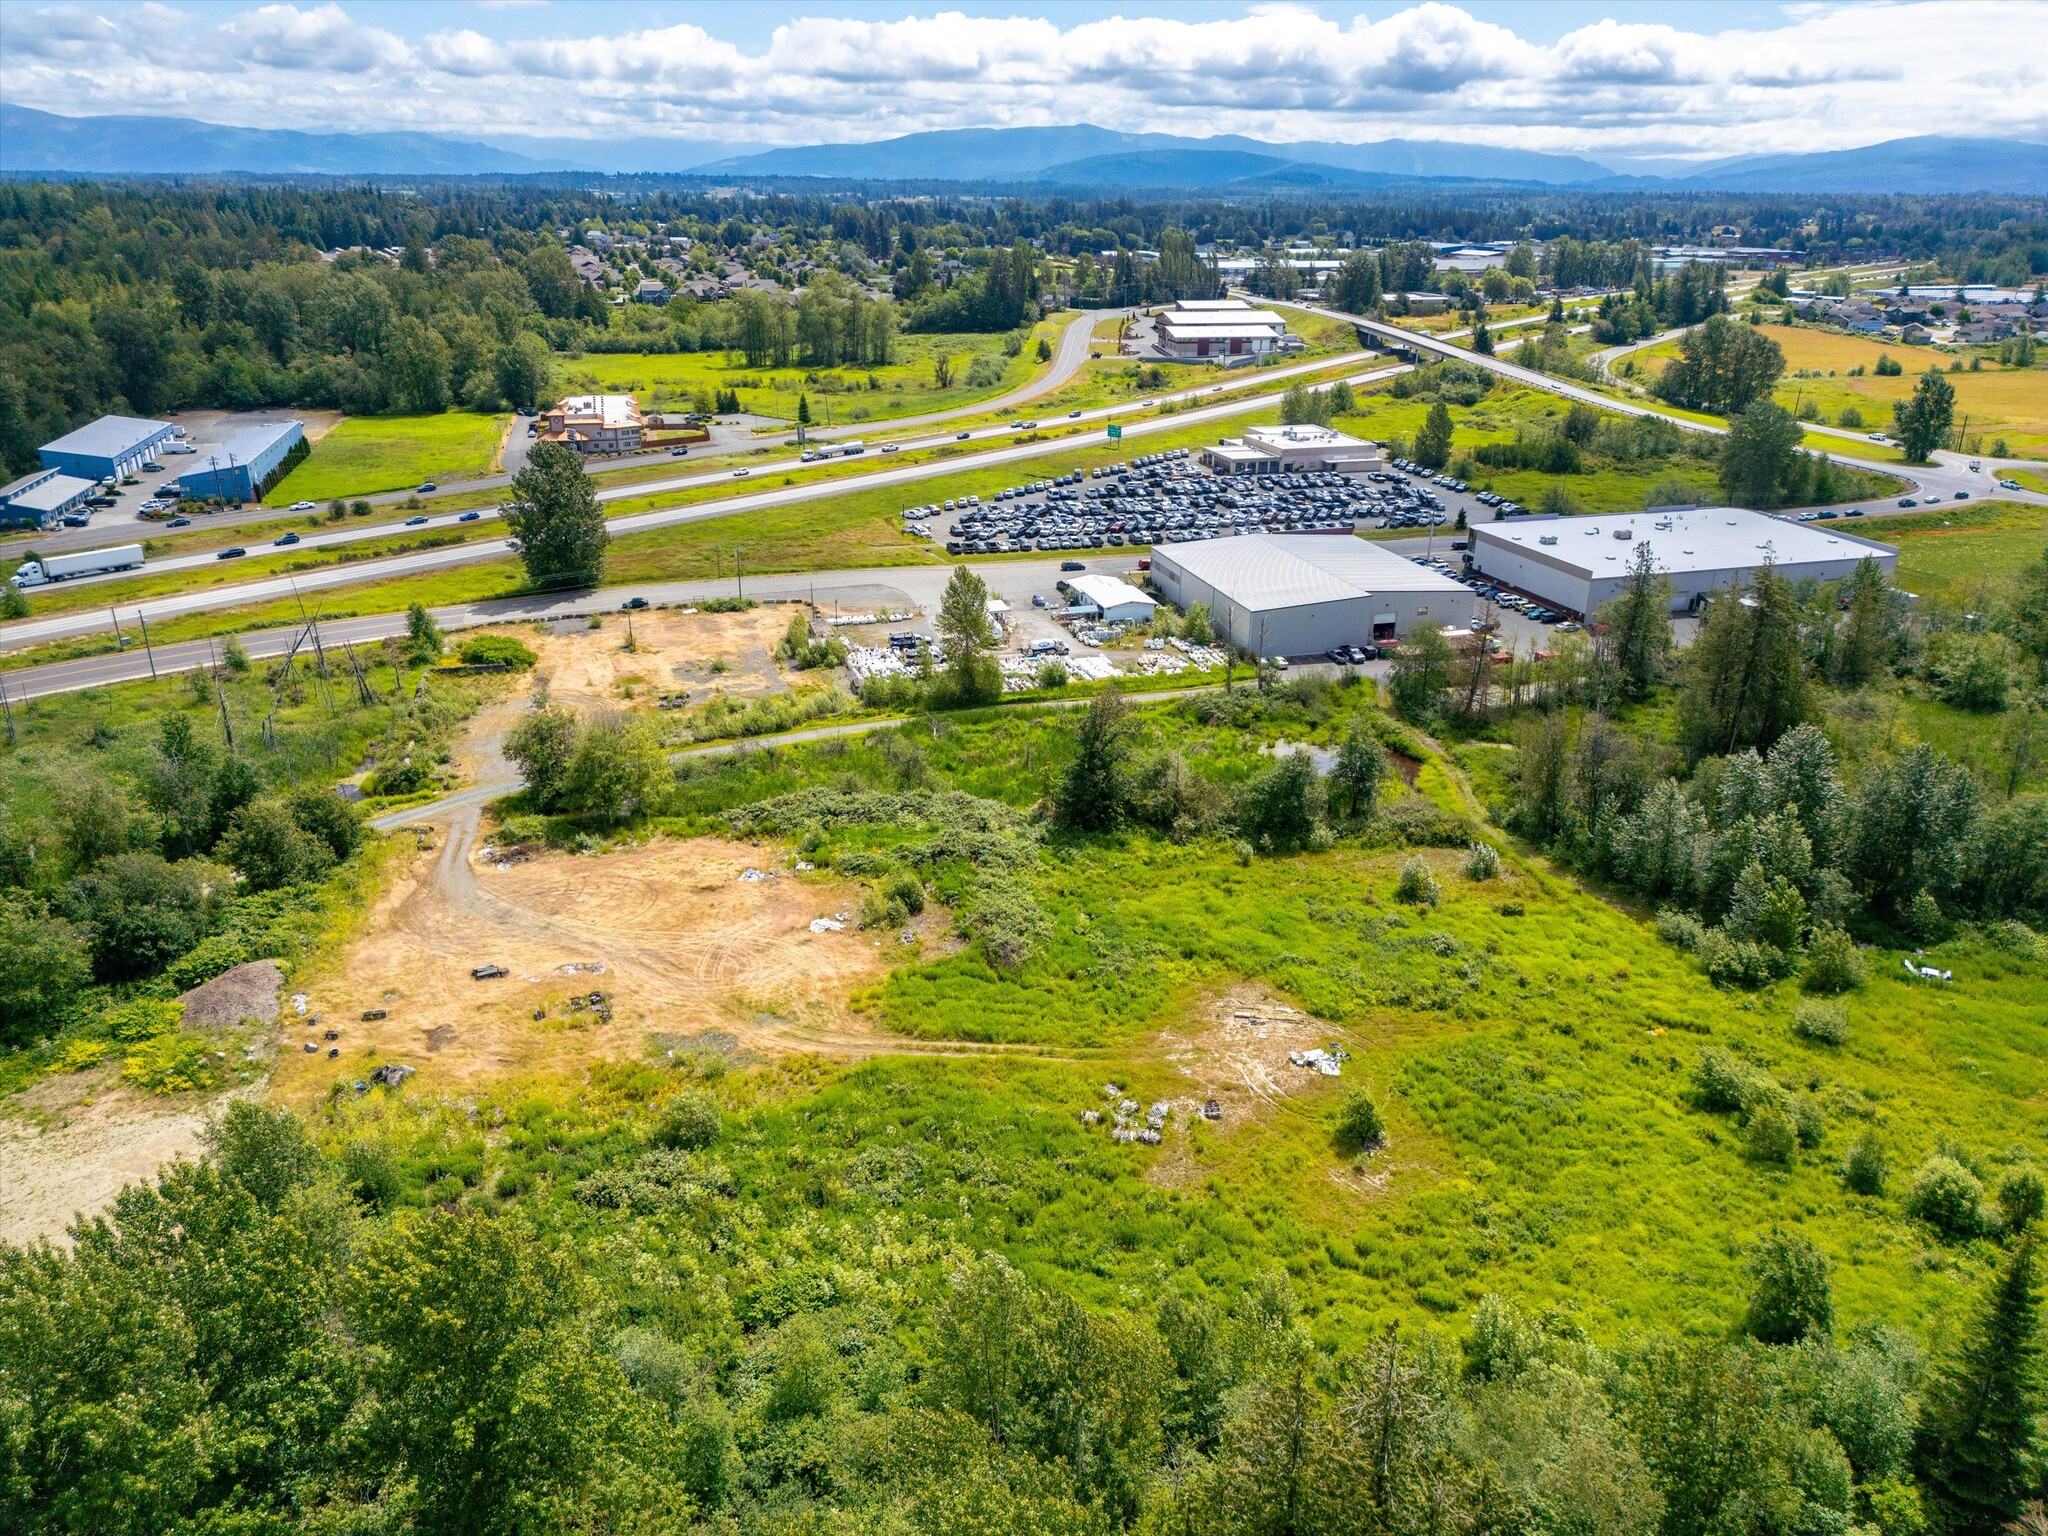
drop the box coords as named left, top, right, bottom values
left=1203, top=423, right=1385, bottom=477
left=538, top=394, right=645, bottom=454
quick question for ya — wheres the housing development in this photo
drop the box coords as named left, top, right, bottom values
left=1, top=6, right=2046, bottom=1534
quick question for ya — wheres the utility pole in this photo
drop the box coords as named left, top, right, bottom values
left=136, top=610, right=158, bottom=679
left=109, top=607, right=125, bottom=647
left=735, top=547, right=745, bottom=600
left=208, top=639, right=235, bottom=754
left=0, top=672, right=15, bottom=746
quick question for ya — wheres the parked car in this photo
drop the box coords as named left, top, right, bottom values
left=273, top=532, right=300, bottom=546
left=1031, top=594, right=1048, bottom=607
left=471, top=963, right=509, bottom=980
left=140, top=460, right=162, bottom=472
left=458, top=511, right=481, bottom=522
left=288, top=500, right=316, bottom=511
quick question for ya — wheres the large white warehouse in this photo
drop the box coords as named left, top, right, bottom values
left=1150, top=533, right=1475, bottom=656
left=1468, top=508, right=1897, bottom=617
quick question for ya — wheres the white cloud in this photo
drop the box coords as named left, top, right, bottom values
left=1, top=0, right=2041, bottom=161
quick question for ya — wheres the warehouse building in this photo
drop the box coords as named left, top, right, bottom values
left=39, top=414, right=176, bottom=481
left=1152, top=298, right=1294, bottom=361
left=175, top=420, right=306, bottom=504
left=1204, top=423, right=1385, bottom=477
left=0, top=467, right=101, bottom=528
left=1150, top=533, right=1474, bottom=656
left=1467, top=507, right=1897, bottom=618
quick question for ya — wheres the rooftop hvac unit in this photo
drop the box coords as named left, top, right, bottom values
left=1614, top=528, right=1633, bottom=540
left=1539, top=534, right=1559, bottom=545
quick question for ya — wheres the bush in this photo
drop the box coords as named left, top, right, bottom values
left=456, top=634, right=538, bottom=670
left=104, top=998, right=185, bottom=1042
left=122, top=1030, right=217, bottom=1094
left=1792, top=1096, right=1825, bottom=1149
left=162, top=933, right=253, bottom=992
left=1801, top=925, right=1866, bottom=994
left=364, top=757, right=431, bottom=797
left=1905, top=1155, right=1985, bottom=1240
left=1743, top=1102, right=1799, bottom=1164
left=1461, top=842, right=1500, bottom=881
left=655, top=1089, right=722, bottom=1150
left=341, top=1140, right=402, bottom=1208
left=1843, top=1131, right=1888, bottom=1196
left=883, top=872, right=926, bottom=917
left=1694, top=1046, right=1779, bottom=1116
left=1793, top=1000, right=1848, bottom=1046
left=1904, top=888, right=1946, bottom=944
left=1698, top=928, right=1777, bottom=988
left=698, top=596, right=757, bottom=614
left=1744, top=1229, right=1835, bottom=1343
left=1335, top=1089, right=1386, bottom=1152
left=1395, top=855, right=1441, bottom=906
left=1656, top=908, right=1706, bottom=952
left=1997, top=1165, right=2046, bottom=1232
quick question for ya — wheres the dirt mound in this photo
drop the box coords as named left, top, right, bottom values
left=178, top=960, right=284, bottom=1029
left=504, top=606, right=799, bottom=716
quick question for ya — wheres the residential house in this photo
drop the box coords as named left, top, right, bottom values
left=633, top=278, right=672, bottom=305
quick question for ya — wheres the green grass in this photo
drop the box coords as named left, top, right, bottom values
left=557, top=316, right=1072, bottom=429
left=1880, top=498, right=2048, bottom=602
left=265, top=412, right=509, bottom=505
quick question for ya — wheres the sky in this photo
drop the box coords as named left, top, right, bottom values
left=2, top=1, right=2043, bottom=167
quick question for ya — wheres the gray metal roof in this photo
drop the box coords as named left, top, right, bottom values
left=199, top=420, right=303, bottom=467
left=40, top=414, right=173, bottom=460
left=1158, top=533, right=1469, bottom=612
left=2, top=473, right=98, bottom=515
left=1474, top=507, right=1895, bottom=578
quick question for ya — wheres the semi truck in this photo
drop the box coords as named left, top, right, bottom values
left=10, top=543, right=146, bottom=588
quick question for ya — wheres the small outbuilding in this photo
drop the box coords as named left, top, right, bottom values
left=1062, top=574, right=1157, bottom=623
left=0, top=467, right=100, bottom=527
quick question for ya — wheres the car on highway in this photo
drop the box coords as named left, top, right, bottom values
left=1069, top=410, right=1082, bottom=417
left=417, top=481, right=437, bottom=492
left=1899, top=498, right=1917, bottom=507
left=216, top=546, right=247, bottom=560
left=288, top=500, right=316, bottom=511
left=1846, top=508, right=1864, bottom=517
left=405, top=516, right=428, bottom=526
left=622, top=596, right=649, bottom=610
left=458, top=511, right=481, bottom=522
left=2002, top=479, right=2025, bottom=490
left=166, top=516, right=191, bottom=527
left=733, top=468, right=750, bottom=478
left=957, top=431, right=970, bottom=440
left=670, top=446, right=690, bottom=456
left=1017, top=421, right=1038, bottom=430
left=1868, top=433, right=1888, bottom=443
left=273, top=532, right=300, bottom=546
left=1955, top=491, right=1970, bottom=500
left=882, top=444, right=899, bottom=453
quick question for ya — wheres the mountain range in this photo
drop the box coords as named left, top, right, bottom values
left=4, top=106, right=2043, bottom=196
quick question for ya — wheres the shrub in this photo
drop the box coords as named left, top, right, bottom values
left=1744, top=1229, right=1835, bottom=1343
left=1461, top=842, right=1501, bottom=881
left=1801, top=925, right=1866, bottom=993
left=883, top=872, right=926, bottom=917
left=1335, top=1089, right=1386, bottom=1152
left=1657, top=908, right=1706, bottom=952
left=698, top=596, right=757, bottom=614
left=1695, top=1046, right=1777, bottom=1115
left=1743, top=1102, right=1799, bottom=1164
left=1837, top=406, right=1864, bottom=428
left=1395, top=855, right=1441, bottom=907
left=162, top=933, right=252, bottom=992
left=1842, top=1131, right=1888, bottom=1195
left=1904, top=888, right=1946, bottom=944
left=364, top=757, right=431, bottom=797
left=341, top=1140, right=402, bottom=1208
left=655, top=1089, right=723, bottom=1150
left=456, top=634, right=539, bottom=670
left=1987, top=920, right=2042, bottom=959
left=1905, top=1155, right=1985, bottom=1240
left=1793, top=1000, right=1848, bottom=1046
left=104, top=998, right=185, bottom=1042
left=1698, top=928, right=1777, bottom=988
left=1792, top=1096, right=1826, bottom=1149
left=122, top=1031, right=217, bottom=1094
left=1997, top=1165, right=2046, bottom=1233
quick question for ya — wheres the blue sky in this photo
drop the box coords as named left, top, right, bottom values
left=3, top=2, right=2040, bottom=164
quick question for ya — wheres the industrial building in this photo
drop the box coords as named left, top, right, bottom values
left=1061, top=574, right=1156, bottom=623
left=1152, top=298, right=1294, bottom=361
left=1467, top=507, right=1897, bottom=618
left=175, top=420, right=306, bottom=504
left=39, top=414, right=176, bottom=481
left=0, top=467, right=101, bottom=528
left=1203, top=424, right=1385, bottom=477
left=1150, top=533, right=1474, bottom=656
left=538, top=394, right=646, bottom=454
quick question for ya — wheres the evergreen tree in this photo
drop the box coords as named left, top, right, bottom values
left=503, top=442, right=607, bottom=590
left=1471, top=321, right=1494, bottom=355
left=1331, top=724, right=1388, bottom=823
left=1913, top=1237, right=2040, bottom=1535
left=1414, top=402, right=1454, bottom=470
left=403, top=602, right=442, bottom=664
left=1676, top=563, right=1810, bottom=758
left=1599, top=541, right=1674, bottom=700
left=1054, top=687, right=1132, bottom=833
left=1720, top=399, right=1803, bottom=509
left=937, top=564, right=1001, bottom=706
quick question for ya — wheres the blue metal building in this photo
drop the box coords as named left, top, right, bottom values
left=39, top=414, right=176, bottom=481
left=176, top=420, right=305, bottom=504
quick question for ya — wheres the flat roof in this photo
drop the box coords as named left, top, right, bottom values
left=4, top=473, right=98, bottom=515
left=1170, top=298, right=1255, bottom=311
left=197, top=420, right=303, bottom=468
left=1244, top=424, right=1370, bottom=450
left=1159, top=533, right=1469, bottom=612
left=557, top=394, right=642, bottom=427
left=1066, top=574, right=1155, bottom=610
left=41, top=414, right=173, bottom=461
left=1473, top=507, right=1895, bottom=577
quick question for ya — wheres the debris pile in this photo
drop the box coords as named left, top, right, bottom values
left=1903, top=958, right=1953, bottom=982
left=845, top=646, right=915, bottom=686
left=1288, top=1042, right=1350, bottom=1077
left=826, top=610, right=915, bottom=628
left=1202, top=1099, right=1223, bottom=1122
left=1106, top=1095, right=1164, bottom=1145
left=559, top=961, right=606, bottom=976
left=809, top=915, right=846, bottom=933
left=566, top=991, right=613, bottom=1023
left=738, top=867, right=776, bottom=883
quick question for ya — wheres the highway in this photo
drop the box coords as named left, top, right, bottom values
left=0, top=358, right=1409, bottom=652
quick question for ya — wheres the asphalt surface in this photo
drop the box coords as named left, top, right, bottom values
left=0, top=355, right=1403, bottom=651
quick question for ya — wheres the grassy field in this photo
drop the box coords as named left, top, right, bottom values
left=556, top=316, right=1072, bottom=429
left=1877, top=498, right=2048, bottom=603
left=1638, top=323, right=2048, bottom=456
left=264, top=411, right=508, bottom=505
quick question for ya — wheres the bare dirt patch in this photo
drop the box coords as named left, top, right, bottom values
left=500, top=606, right=800, bottom=716
left=273, top=827, right=951, bottom=1104
left=179, top=959, right=284, bottom=1029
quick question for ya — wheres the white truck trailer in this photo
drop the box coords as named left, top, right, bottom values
left=10, top=543, right=146, bottom=587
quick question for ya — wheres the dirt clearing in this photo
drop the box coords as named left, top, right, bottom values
left=274, top=827, right=949, bottom=1103
left=498, top=605, right=801, bottom=716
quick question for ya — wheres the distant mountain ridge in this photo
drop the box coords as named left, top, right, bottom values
left=3, top=107, right=2042, bottom=197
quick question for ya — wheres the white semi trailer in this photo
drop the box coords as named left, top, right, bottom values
left=10, top=543, right=146, bottom=587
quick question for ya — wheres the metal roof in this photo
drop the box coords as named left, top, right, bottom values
left=201, top=420, right=303, bottom=467
left=1065, top=574, right=1155, bottom=611
left=40, top=414, right=173, bottom=460
left=2, top=473, right=98, bottom=515
left=1474, top=507, right=1895, bottom=577
left=1158, top=533, right=1469, bottom=612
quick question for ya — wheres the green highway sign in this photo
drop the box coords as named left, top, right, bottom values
left=1106, top=422, right=1122, bottom=441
